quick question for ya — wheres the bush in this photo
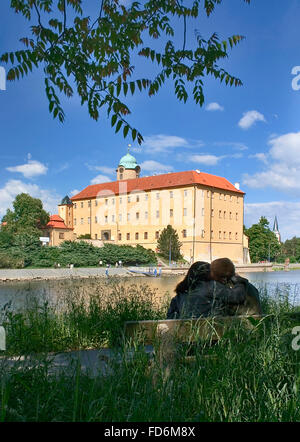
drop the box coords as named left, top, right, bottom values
left=0, top=253, right=24, bottom=269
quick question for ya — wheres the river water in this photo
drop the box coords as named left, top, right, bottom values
left=0, top=270, right=300, bottom=314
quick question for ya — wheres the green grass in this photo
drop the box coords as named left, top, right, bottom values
left=0, top=281, right=300, bottom=422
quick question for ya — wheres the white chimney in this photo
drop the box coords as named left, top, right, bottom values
left=234, top=182, right=240, bottom=190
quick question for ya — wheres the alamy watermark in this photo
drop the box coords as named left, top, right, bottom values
left=292, top=326, right=300, bottom=351
left=0, top=66, right=6, bottom=91
left=291, top=66, right=300, bottom=90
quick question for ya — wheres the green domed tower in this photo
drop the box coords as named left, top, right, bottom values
left=116, top=147, right=140, bottom=180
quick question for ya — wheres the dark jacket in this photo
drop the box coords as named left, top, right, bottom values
left=167, top=279, right=247, bottom=319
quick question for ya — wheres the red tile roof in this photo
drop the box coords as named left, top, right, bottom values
left=71, top=170, right=244, bottom=201
left=46, top=215, right=72, bottom=230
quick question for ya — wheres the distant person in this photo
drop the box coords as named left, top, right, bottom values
left=167, top=260, right=248, bottom=319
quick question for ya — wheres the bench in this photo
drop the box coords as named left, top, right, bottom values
left=124, top=315, right=264, bottom=380
left=124, top=313, right=300, bottom=381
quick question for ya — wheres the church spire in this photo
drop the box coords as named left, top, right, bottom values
left=273, top=216, right=281, bottom=242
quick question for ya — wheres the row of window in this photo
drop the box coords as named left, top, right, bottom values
left=74, top=208, right=239, bottom=225
left=92, top=230, right=238, bottom=241
left=210, top=209, right=239, bottom=220
left=200, top=231, right=239, bottom=240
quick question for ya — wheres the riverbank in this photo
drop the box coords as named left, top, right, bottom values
left=0, top=285, right=299, bottom=422
left=0, top=263, right=275, bottom=282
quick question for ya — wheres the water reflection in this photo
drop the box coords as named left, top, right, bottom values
left=0, top=270, right=300, bottom=313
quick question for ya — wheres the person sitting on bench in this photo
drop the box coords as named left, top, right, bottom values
left=167, top=259, right=249, bottom=319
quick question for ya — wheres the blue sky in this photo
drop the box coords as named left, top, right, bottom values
left=1, top=0, right=300, bottom=241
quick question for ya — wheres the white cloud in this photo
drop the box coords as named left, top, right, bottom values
left=86, top=164, right=115, bottom=175
left=6, top=160, right=48, bottom=178
left=206, top=102, right=224, bottom=111
left=248, top=153, right=268, bottom=164
left=0, top=179, right=60, bottom=218
left=140, top=160, right=174, bottom=174
left=243, top=131, right=300, bottom=193
left=245, top=201, right=300, bottom=241
left=70, top=189, right=80, bottom=197
left=142, top=134, right=189, bottom=153
left=214, top=142, right=248, bottom=151
left=238, top=110, right=266, bottom=130
left=189, top=154, right=222, bottom=166
left=90, top=174, right=111, bottom=185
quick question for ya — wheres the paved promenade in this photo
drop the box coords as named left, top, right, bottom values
left=0, top=267, right=132, bottom=281
left=0, top=346, right=154, bottom=377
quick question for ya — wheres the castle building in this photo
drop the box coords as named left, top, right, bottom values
left=53, top=152, right=250, bottom=264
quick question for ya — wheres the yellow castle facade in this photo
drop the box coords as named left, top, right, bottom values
left=52, top=152, right=250, bottom=264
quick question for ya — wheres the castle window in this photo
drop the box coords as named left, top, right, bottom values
left=155, top=231, right=159, bottom=239
left=136, top=212, right=139, bottom=220
left=170, top=209, right=173, bottom=218
left=219, top=231, right=222, bottom=239
left=145, top=211, right=148, bottom=220
left=74, top=203, right=77, bottom=209
left=211, top=209, right=214, bottom=217
left=156, top=192, right=160, bottom=200
left=105, top=216, right=108, bottom=223
left=184, top=190, right=188, bottom=197
left=127, top=233, right=130, bottom=240
left=118, top=233, right=122, bottom=241
left=170, top=191, right=173, bottom=198
left=136, top=195, right=139, bottom=202
left=95, top=216, right=98, bottom=223
left=219, top=210, right=222, bottom=218
left=81, top=202, right=83, bottom=208
left=144, top=232, right=148, bottom=240
left=223, top=231, right=226, bottom=240
left=88, top=201, right=91, bottom=208
left=229, top=232, right=232, bottom=240
left=156, top=210, right=159, bottom=218
left=235, top=232, right=238, bottom=240
left=95, top=234, right=97, bottom=240
left=145, top=194, right=148, bottom=201
left=229, top=212, right=232, bottom=220
left=182, top=229, right=187, bottom=238
left=74, top=218, right=77, bottom=226
left=202, top=208, right=204, bottom=216
left=236, top=212, right=238, bottom=221
left=183, top=208, right=187, bottom=216
left=105, top=199, right=108, bottom=206
left=127, top=213, right=130, bottom=221
left=81, top=218, right=83, bottom=224
left=59, top=233, right=64, bottom=239
left=135, top=232, right=139, bottom=240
